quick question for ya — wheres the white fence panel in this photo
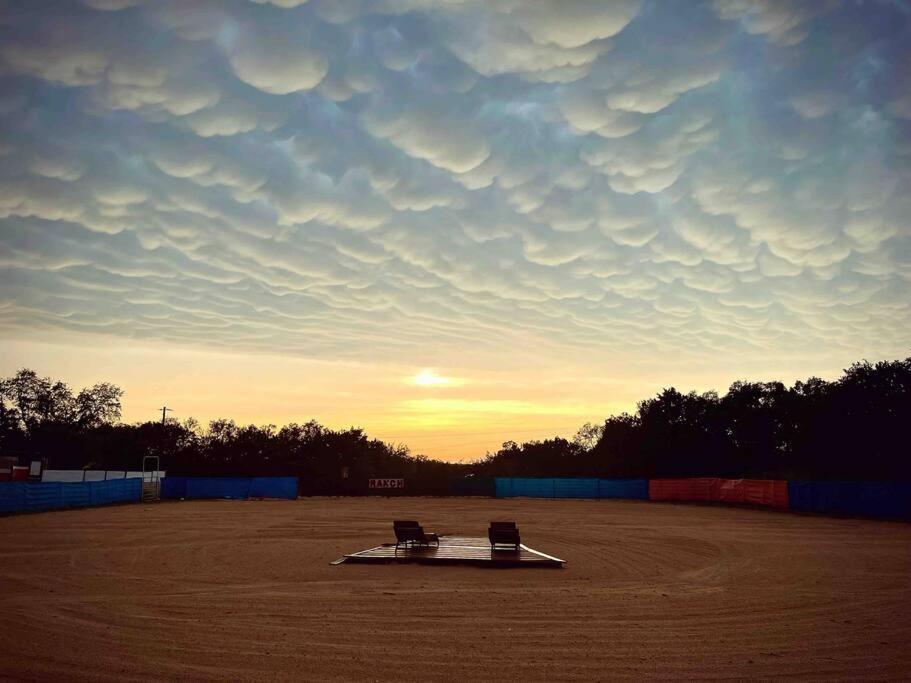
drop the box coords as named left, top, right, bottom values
left=44, top=469, right=167, bottom=482
left=42, top=470, right=85, bottom=482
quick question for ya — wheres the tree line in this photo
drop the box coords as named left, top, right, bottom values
left=478, top=358, right=911, bottom=481
left=1, top=357, right=909, bottom=490
left=0, top=369, right=462, bottom=493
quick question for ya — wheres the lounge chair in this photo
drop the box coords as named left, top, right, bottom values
left=393, top=520, right=439, bottom=549
left=488, top=521, right=521, bottom=550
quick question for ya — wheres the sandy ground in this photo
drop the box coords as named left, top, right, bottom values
left=0, top=498, right=909, bottom=681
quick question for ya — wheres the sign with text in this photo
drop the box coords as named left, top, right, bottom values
left=369, top=478, right=405, bottom=489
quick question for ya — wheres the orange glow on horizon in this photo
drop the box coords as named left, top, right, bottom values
left=0, top=334, right=865, bottom=463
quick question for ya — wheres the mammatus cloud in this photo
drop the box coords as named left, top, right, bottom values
left=228, top=35, right=328, bottom=95
left=363, top=106, right=491, bottom=174
left=712, top=0, right=837, bottom=46
left=0, top=0, right=908, bottom=375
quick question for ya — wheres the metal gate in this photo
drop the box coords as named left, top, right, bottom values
left=142, top=455, right=161, bottom=502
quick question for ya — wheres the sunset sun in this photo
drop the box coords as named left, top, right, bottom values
left=411, top=370, right=450, bottom=387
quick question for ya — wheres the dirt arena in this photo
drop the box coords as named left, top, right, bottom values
left=1, top=498, right=909, bottom=681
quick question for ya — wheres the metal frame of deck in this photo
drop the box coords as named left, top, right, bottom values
left=332, top=535, right=565, bottom=567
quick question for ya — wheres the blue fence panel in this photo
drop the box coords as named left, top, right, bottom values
left=857, top=483, right=911, bottom=518
left=506, top=478, right=555, bottom=498
left=495, top=478, right=514, bottom=497
left=788, top=481, right=831, bottom=514
left=92, top=479, right=118, bottom=505
left=87, top=480, right=103, bottom=506
left=61, top=482, right=92, bottom=508
left=451, top=476, right=496, bottom=496
left=161, top=477, right=188, bottom=499
left=104, top=478, right=141, bottom=504
left=0, top=483, right=25, bottom=513
left=125, top=478, right=142, bottom=502
left=598, top=479, right=649, bottom=499
left=25, top=482, right=63, bottom=511
left=554, top=478, right=599, bottom=498
left=162, top=477, right=298, bottom=500
left=788, top=481, right=830, bottom=514
left=520, top=478, right=556, bottom=497
left=788, top=481, right=911, bottom=518
left=788, top=481, right=911, bottom=519
left=186, top=477, right=251, bottom=499
left=90, top=480, right=112, bottom=505
left=0, top=479, right=140, bottom=515
left=495, top=477, right=651, bottom=500
left=249, top=477, right=297, bottom=499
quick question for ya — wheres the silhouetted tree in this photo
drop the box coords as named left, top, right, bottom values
left=573, top=422, right=604, bottom=451
left=76, top=382, right=123, bottom=428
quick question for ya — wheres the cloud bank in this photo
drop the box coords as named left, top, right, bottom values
left=0, top=0, right=909, bottom=371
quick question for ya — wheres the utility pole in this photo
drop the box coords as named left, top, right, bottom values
left=159, top=406, right=172, bottom=425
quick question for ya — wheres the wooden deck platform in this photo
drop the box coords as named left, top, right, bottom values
left=333, top=535, right=565, bottom=568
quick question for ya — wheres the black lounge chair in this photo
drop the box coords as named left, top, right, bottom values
left=393, top=520, right=439, bottom=550
left=488, top=521, right=521, bottom=550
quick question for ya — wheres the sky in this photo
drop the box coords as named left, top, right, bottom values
left=0, top=0, right=909, bottom=461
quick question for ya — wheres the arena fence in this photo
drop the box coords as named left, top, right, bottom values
left=451, top=476, right=497, bottom=497
left=788, top=481, right=911, bottom=519
left=492, top=477, right=907, bottom=519
left=0, top=478, right=141, bottom=514
left=161, top=476, right=298, bottom=500
left=2, top=474, right=908, bottom=520
left=495, top=478, right=649, bottom=500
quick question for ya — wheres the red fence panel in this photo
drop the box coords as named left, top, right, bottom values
left=718, top=479, right=788, bottom=507
left=649, top=478, right=720, bottom=502
left=718, top=479, right=745, bottom=503
left=756, top=480, right=788, bottom=508
left=651, top=478, right=788, bottom=508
